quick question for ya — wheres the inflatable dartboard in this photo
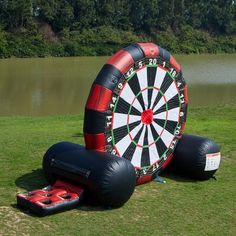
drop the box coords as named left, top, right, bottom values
left=84, top=43, right=188, bottom=184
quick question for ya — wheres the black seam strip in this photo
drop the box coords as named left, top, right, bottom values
left=94, top=64, right=123, bottom=91
left=124, top=43, right=145, bottom=62
left=83, top=109, right=106, bottom=133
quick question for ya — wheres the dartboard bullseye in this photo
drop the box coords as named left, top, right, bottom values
left=84, top=43, right=188, bottom=184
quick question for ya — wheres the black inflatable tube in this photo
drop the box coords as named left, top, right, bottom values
left=43, top=142, right=136, bottom=207
left=169, top=134, right=221, bottom=180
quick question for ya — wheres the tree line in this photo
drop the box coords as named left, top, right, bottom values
left=0, top=0, right=235, bottom=58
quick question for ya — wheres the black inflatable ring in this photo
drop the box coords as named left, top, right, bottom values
left=84, top=43, right=188, bottom=184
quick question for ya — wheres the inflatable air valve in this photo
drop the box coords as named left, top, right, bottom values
left=169, top=134, right=221, bottom=180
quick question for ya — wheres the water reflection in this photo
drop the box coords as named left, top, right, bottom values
left=0, top=55, right=235, bottom=116
left=188, top=84, right=236, bottom=107
left=176, top=54, right=236, bottom=84
left=0, top=57, right=106, bottom=116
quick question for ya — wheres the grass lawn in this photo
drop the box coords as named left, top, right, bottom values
left=0, top=105, right=235, bottom=236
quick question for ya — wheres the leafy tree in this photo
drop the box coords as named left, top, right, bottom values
left=0, top=0, right=33, bottom=30
left=35, top=0, right=74, bottom=31
left=129, top=0, right=158, bottom=34
left=70, top=0, right=97, bottom=29
left=0, top=0, right=235, bottom=57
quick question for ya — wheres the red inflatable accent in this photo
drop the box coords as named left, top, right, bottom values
left=138, top=43, right=159, bottom=58
left=180, top=122, right=186, bottom=134
left=86, top=84, right=112, bottom=111
left=84, top=133, right=106, bottom=152
left=107, top=49, right=134, bottom=74
left=136, top=175, right=153, bottom=185
left=170, top=55, right=181, bottom=72
left=17, top=180, right=84, bottom=216
left=161, top=154, right=174, bottom=170
left=183, top=85, right=188, bottom=104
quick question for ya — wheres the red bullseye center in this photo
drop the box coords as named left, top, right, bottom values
left=141, top=109, right=153, bottom=125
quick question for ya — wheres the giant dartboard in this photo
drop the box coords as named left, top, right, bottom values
left=84, top=43, right=188, bottom=184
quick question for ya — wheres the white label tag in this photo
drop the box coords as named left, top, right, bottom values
left=205, top=152, right=221, bottom=171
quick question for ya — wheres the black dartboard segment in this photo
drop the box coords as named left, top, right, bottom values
left=84, top=43, right=188, bottom=181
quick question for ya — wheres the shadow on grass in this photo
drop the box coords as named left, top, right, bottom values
left=11, top=203, right=42, bottom=218
left=160, top=167, right=197, bottom=183
left=77, top=204, right=113, bottom=212
left=15, top=168, right=48, bottom=191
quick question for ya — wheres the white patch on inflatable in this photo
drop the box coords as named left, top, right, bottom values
left=116, top=123, right=143, bottom=156
left=161, top=129, right=174, bottom=148
left=204, top=152, right=221, bottom=171
left=152, top=121, right=163, bottom=136
left=131, top=146, right=143, bottom=168
left=136, top=125, right=146, bottom=146
left=154, top=110, right=167, bottom=120
left=164, top=82, right=178, bottom=102
left=113, top=113, right=128, bottom=129
left=120, top=83, right=143, bottom=112
left=137, top=67, right=148, bottom=109
left=153, top=96, right=166, bottom=113
left=150, top=88, right=159, bottom=109
left=137, top=67, right=148, bottom=91
left=166, top=107, right=180, bottom=122
left=154, top=67, right=166, bottom=88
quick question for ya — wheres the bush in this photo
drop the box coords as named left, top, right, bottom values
left=155, top=29, right=180, bottom=53
left=49, top=42, right=65, bottom=57
left=0, top=29, right=10, bottom=58
left=0, top=24, right=235, bottom=58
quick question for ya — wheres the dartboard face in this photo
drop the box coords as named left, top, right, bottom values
left=105, top=58, right=186, bottom=176
left=84, top=43, right=188, bottom=180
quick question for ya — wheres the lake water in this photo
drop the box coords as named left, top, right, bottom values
left=0, top=54, right=235, bottom=116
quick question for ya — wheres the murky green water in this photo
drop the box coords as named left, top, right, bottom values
left=0, top=54, right=235, bottom=116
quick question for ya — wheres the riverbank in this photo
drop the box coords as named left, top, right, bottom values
left=0, top=26, right=236, bottom=58
left=0, top=105, right=235, bottom=235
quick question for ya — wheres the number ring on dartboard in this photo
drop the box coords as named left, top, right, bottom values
left=84, top=43, right=188, bottom=185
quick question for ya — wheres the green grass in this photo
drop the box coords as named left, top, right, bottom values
left=0, top=106, right=235, bottom=235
